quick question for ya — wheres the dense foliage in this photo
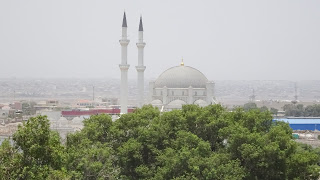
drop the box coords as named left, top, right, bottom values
left=283, top=104, right=320, bottom=117
left=1, top=104, right=320, bottom=179
left=241, top=103, right=274, bottom=114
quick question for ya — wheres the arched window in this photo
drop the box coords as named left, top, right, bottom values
left=172, top=91, right=174, bottom=96
left=195, top=91, right=197, bottom=96
left=161, top=91, right=163, bottom=96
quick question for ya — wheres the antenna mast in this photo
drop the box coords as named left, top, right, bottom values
left=292, top=82, right=298, bottom=104
left=249, top=88, right=256, bottom=102
left=294, top=82, right=298, bottom=101
left=93, top=86, right=95, bottom=102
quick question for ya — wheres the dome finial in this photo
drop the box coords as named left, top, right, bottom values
left=180, top=57, right=184, bottom=66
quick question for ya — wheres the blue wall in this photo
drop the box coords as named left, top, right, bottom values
left=274, top=118, right=320, bottom=131
left=289, top=124, right=320, bottom=131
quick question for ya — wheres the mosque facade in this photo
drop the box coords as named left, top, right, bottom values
left=119, top=13, right=216, bottom=113
left=149, top=62, right=216, bottom=110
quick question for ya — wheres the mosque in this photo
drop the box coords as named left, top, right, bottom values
left=119, top=12, right=216, bottom=113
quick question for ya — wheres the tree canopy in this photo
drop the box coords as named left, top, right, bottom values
left=283, top=104, right=320, bottom=117
left=1, top=104, right=320, bottom=179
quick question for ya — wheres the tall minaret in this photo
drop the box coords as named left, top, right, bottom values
left=119, top=12, right=130, bottom=114
left=136, top=16, right=146, bottom=108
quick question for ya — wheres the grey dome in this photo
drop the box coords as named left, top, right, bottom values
left=154, top=66, right=208, bottom=88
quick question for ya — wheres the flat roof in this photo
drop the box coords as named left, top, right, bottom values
left=274, top=118, right=320, bottom=124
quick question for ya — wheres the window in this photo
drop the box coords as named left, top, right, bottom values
left=182, top=91, right=185, bottom=96
left=195, top=91, right=197, bottom=96
left=172, top=91, right=174, bottom=96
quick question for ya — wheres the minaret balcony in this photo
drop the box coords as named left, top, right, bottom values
left=119, top=64, right=130, bottom=70
left=135, top=66, right=146, bottom=72
left=119, top=40, right=130, bottom=46
left=136, top=42, right=146, bottom=48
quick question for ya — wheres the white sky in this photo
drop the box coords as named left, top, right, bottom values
left=0, top=0, right=319, bottom=80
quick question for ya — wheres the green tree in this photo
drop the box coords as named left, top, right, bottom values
left=259, top=106, right=268, bottom=112
left=283, top=104, right=304, bottom=117
left=66, top=114, right=118, bottom=179
left=22, top=101, right=36, bottom=116
left=1, top=104, right=320, bottom=180
left=154, top=130, right=245, bottom=180
left=243, top=102, right=258, bottom=111
left=270, top=107, right=279, bottom=116
left=0, top=139, right=21, bottom=179
left=304, top=104, right=320, bottom=117
left=0, top=115, right=66, bottom=179
left=220, top=110, right=319, bottom=180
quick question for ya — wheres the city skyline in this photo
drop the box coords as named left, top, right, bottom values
left=0, top=0, right=319, bottom=80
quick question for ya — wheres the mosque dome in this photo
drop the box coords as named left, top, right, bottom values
left=154, top=65, right=208, bottom=88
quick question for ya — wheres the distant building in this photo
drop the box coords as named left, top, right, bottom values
left=76, top=100, right=95, bottom=107
left=34, top=100, right=59, bottom=111
left=62, top=108, right=134, bottom=119
left=274, top=118, right=320, bottom=131
left=13, top=102, right=22, bottom=110
left=46, top=100, right=59, bottom=106
left=102, top=98, right=118, bottom=106
left=2, top=106, right=10, bottom=110
left=75, top=99, right=109, bottom=108
left=0, top=110, right=9, bottom=120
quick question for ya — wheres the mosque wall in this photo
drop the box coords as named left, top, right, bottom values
left=151, top=87, right=208, bottom=105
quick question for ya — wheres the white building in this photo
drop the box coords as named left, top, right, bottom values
left=149, top=61, right=216, bottom=110
left=118, top=13, right=216, bottom=113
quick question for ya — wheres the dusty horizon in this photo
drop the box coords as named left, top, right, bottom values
left=0, top=0, right=319, bottom=80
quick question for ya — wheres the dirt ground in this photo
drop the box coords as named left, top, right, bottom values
left=293, top=130, right=320, bottom=148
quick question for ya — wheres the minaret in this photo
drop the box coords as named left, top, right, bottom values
left=136, top=16, right=146, bottom=108
left=119, top=12, right=130, bottom=114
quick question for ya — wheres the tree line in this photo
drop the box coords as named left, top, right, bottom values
left=243, top=102, right=320, bottom=117
left=283, top=104, right=320, bottom=117
left=1, top=105, right=320, bottom=179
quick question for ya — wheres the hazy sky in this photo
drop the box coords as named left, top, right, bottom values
left=0, top=0, right=319, bottom=80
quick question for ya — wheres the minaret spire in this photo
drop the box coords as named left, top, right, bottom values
left=119, top=12, right=130, bottom=114
left=139, top=16, right=143, bottom=31
left=136, top=15, right=146, bottom=108
left=122, top=12, right=127, bottom=27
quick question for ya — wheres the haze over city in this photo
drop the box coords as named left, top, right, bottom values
left=1, top=0, right=319, bottom=80
left=2, top=1, right=320, bottom=179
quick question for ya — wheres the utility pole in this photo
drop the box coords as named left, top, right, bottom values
left=93, top=86, right=95, bottom=102
left=249, top=89, right=256, bottom=102
left=292, top=82, right=298, bottom=105
left=294, top=82, right=298, bottom=102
